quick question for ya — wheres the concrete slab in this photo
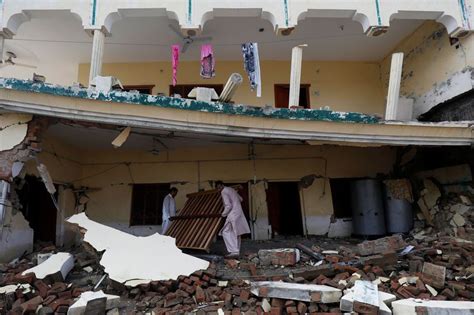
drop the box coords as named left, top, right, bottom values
left=67, top=213, right=209, bottom=285
left=250, top=281, right=342, bottom=303
left=341, top=284, right=396, bottom=315
left=22, top=252, right=74, bottom=280
left=392, top=298, right=474, bottom=315
left=67, top=290, right=120, bottom=315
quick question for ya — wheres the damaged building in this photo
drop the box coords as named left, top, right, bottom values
left=0, top=0, right=473, bottom=314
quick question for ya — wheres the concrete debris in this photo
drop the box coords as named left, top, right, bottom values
left=357, top=235, right=406, bottom=256
left=421, top=179, right=441, bottom=210
left=258, top=248, right=300, bottom=266
left=392, top=298, right=474, bottom=315
left=412, top=187, right=474, bottom=240
left=67, top=291, right=120, bottom=315
left=37, top=253, right=53, bottom=265
left=66, top=213, right=209, bottom=284
left=352, top=280, right=380, bottom=314
left=1, top=188, right=473, bottom=314
left=340, top=284, right=396, bottom=315
left=422, top=262, right=446, bottom=289
left=250, top=281, right=342, bottom=303
left=451, top=213, right=466, bottom=227
left=383, top=179, right=414, bottom=202
left=22, top=252, right=74, bottom=280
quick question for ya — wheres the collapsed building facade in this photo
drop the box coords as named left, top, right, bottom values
left=0, top=0, right=472, bottom=263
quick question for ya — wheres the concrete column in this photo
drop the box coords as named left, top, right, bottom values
left=0, top=35, right=4, bottom=61
left=289, top=44, right=307, bottom=108
left=385, top=52, right=404, bottom=120
left=88, top=29, right=106, bottom=85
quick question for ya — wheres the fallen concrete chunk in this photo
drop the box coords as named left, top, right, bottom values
left=451, top=213, right=466, bottom=227
left=67, top=290, right=120, bottom=315
left=392, top=298, right=474, bottom=315
left=67, top=213, right=208, bottom=285
left=341, top=285, right=396, bottom=315
left=0, top=283, right=31, bottom=294
left=250, top=281, right=341, bottom=303
left=22, top=252, right=74, bottom=280
left=357, top=235, right=406, bottom=256
left=422, top=262, right=446, bottom=289
left=352, top=280, right=379, bottom=314
left=258, top=248, right=300, bottom=266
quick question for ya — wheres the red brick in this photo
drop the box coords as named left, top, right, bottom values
left=270, top=306, right=282, bottom=315
left=225, top=259, right=239, bottom=269
left=371, top=266, right=384, bottom=276
left=416, top=280, right=427, bottom=293
left=458, top=290, right=474, bottom=299
left=397, top=286, right=416, bottom=299
left=14, top=273, right=36, bottom=284
left=240, top=290, right=250, bottom=301
left=20, top=295, right=43, bottom=313
left=57, top=290, right=72, bottom=300
left=33, top=280, right=49, bottom=298
left=195, top=286, right=206, bottom=303
left=297, top=302, right=307, bottom=315
left=333, top=272, right=349, bottom=282
left=232, top=308, right=241, bottom=315
left=43, top=295, right=56, bottom=305
left=49, top=298, right=72, bottom=311
left=47, top=282, right=67, bottom=295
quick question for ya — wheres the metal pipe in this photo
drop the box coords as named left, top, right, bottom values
left=0, top=181, right=10, bottom=240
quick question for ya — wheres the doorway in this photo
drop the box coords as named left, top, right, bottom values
left=274, top=84, right=310, bottom=108
left=130, top=183, right=171, bottom=226
left=266, top=182, right=304, bottom=237
left=17, top=176, right=57, bottom=243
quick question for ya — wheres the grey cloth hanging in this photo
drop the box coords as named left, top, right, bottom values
left=241, top=42, right=261, bottom=97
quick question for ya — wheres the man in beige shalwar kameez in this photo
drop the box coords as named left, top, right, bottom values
left=216, top=181, right=250, bottom=258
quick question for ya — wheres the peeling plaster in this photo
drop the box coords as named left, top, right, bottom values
left=0, top=204, right=34, bottom=263
left=0, top=113, right=32, bottom=151
left=411, top=68, right=474, bottom=117
left=0, top=78, right=379, bottom=124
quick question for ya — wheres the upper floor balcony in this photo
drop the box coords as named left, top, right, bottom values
left=0, top=0, right=472, bottom=130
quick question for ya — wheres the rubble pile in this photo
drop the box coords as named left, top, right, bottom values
left=0, top=244, right=108, bottom=314
left=414, top=186, right=473, bottom=241
left=1, top=232, right=474, bottom=314
left=1, top=185, right=473, bottom=315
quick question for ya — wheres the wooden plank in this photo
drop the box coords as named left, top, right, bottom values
left=165, top=187, right=229, bottom=251
left=171, top=214, right=222, bottom=220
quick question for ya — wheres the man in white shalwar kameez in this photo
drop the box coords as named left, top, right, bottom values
left=161, top=187, right=178, bottom=234
left=216, top=181, right=250, bottom=258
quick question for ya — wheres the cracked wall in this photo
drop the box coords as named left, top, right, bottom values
left=58, top=141, right=395, bottom=237
left=381, top=21, right=474, bottom=118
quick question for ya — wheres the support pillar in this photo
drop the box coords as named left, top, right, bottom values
left=0, top=35, right=4, bottom=61
left=385, top=52, right=404, bottom=120
left=88, top=29, right=106, bottom=85
left=289, top=44, right=307, bottom=108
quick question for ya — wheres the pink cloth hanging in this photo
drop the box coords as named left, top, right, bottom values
left=200, top=44, right=215, bottom=79
left=171, top=44, right=180, bottom=86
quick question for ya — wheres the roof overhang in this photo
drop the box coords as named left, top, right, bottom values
left=0, top=79, right=472, bottom=147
